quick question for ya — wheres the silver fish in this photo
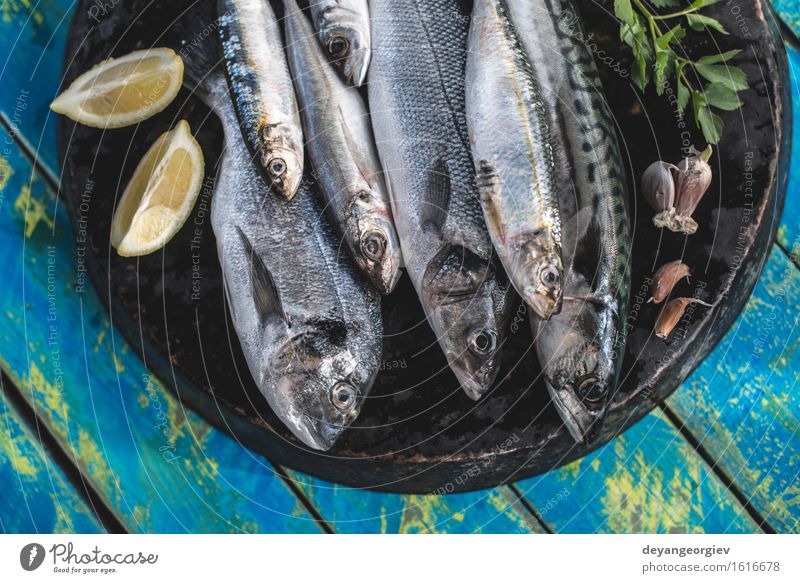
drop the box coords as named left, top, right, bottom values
left=511, top=0, right=631, bottom=443
left=307, top=0, right=371, bottom=86
left=283, top=0, right=401, bottom=294
left=466, top=0, right=564, bottom=320
left=186, top=55, right=382, bottom=450
left=369, top=0, right=515, bottom=400
left=218, top=0, right=304, bottom=198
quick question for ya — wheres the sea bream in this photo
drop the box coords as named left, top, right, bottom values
left=508, top=0, right=632, bottom=443
left=369, top=0, right=515, bottom=400
left=283, top=0, right=401, bottom=294
left=183, top=28, right=383, bottom=451
left=307, top=0, right=372, bottom=86
left=218, top=0, right=304, bottom=199
left=466, top=0, right=564, bottom=320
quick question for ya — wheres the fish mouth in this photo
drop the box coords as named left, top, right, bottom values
left=451, top=358, right=498, bottom=401
left=290, top=413, right=347, bottom=451
left=523, top=285, right=562, bottom=320
left=346, top=47, right=370, bottom=87
left=546, top=380, right=607, bottom=444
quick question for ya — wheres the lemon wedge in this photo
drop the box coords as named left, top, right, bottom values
left=111, top=120, right=204, bottom=256
left=51, top=48, right=183, bottom=128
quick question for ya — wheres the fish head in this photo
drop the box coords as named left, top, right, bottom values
left=422, top=245, right=508, bottom=400
left=533, top=297, right=622, bottom=444
left=267, top=325, right=372, bottom=450
left=258, top=124, right=303, bottom=199
left=349, top=191, right=403, bottom=294
left=317, top=18, right=370, bottom=86
left=511, top=233, right=563, bottom=319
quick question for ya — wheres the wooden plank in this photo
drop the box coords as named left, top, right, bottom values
left=772, top=0, right=800, bottom=40
left=0, top=0, right=73, bottom=172
left=0, top=384, right=104, bottom=533
left=282, top=472, right=547, bottom=533
left=777, top=43, right=800, bottom=249
left=511, top=410, right=760, bottom=533
left=667, top=246, right=800, bottom=533
left=0, top=131, right=323, bottom=533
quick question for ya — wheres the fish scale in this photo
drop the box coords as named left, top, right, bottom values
left=369, top=0, right=515, bottom=400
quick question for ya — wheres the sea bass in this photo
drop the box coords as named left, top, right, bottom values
left=369, top=0, right=515, bottom=400
left=218, top=0, right=304, bottom=198
left=307, top=0, right=371, bottom=86
left=466, top=0, right=564, bottom=320
left=509, top=0, right=631, bottom=443
left=184, top=49, right=382, bottom=450
left=283, top=0, right=401, bottom=294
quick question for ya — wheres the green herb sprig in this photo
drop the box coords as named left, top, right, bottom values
left=614, top=0, right=747, bottom=144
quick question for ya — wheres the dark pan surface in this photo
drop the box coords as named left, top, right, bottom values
left=58, top=0, right=789, bottom=492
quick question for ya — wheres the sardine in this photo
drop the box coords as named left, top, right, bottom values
left=511, top=0, right=631, bottom=443
left=307, top=0, right=371, bottom=86
left=466, top=0, right=564, bottom=320
left=185, top=39, right=382, bottom=450
left=283, top=0, right=401, bottom=294
left=369, top=0, right=515, bottom=400
left=218, top=0, right=304, bottom=199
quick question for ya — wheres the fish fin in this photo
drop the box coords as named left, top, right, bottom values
left=236, top=226, right=288, bottom=326
left=421, top=159, right=451, bottom=233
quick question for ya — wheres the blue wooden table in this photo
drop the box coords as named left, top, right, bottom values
left=0, top=0, right=798, bottom=534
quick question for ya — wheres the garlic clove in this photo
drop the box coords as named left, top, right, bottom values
left=674, top=145, right=713, bottom=217
left=655, top=297, right=713, bottom=340
left=649, top=261, right=691, bottom=304
left=642, top=161, right=677, bottom=213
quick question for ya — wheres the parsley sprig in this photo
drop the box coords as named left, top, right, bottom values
left=614, top=0, right=747, bottom=144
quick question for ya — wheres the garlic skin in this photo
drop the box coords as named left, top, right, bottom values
left=675, top=145, right=713, bottom=216
left=655, top=297, right=713, bottom=340
left=642, top=161, right=676, bottom=213
left=649, top=261, right=691, bottom=304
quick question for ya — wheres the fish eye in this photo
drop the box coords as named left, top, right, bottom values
left=330, top=382, right=357, bottom=412
left=541, top=266, right=560, bottom=288
left=466, top=327, right=497, bottom=357
left=268, top=157, right=287, bottom=178
left=327, top=36, right=350, bottom=59
left=361, top=231, right=387, bottom=262
left=577, top=378, right=607, bottom=404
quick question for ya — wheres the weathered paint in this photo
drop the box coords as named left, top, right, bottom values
left=773, top=0, right=800, bottom=40
left=0, top=0, right=69, bottom=172
left=0, top=387, right=104, bottom=533
left=512, top=411, right=760, bottom=533
left=777, top=43, right=800, bottom=250
left=0, top=131, right=323, bottom=533
left=282, top=471, right=546, bottom=533
left=667, top=247, right=800, bottom=533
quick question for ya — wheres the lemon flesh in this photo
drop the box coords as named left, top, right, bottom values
left=51, top=48, right=183, bottom=128
left=111, top=120, right=204, bottom=256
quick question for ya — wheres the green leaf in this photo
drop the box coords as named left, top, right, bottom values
left=686, top=13, right=729, bottom=34
left=694, top=63, right=748, bottom=91
left=614, top=0, right=636, bottom=26
left=654, top=47, right=676, bottom=94
left=656, top=24, right=686, bottom=49
left=696, top=49, right=742, bottom=65
left=677, top=79, right=690, bottom=112
left=697, top=107, right=723, bottom=143
left=690, top=0, right=724, bottom=7
left=704, top=82, right=744, bottom=110
left=649, top=0, right=681, bottom=6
